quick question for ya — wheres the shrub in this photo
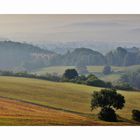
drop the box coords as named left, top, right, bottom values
left=132, top=109, right=140, bottom=122
left=98, top=107, right=117, bottom=122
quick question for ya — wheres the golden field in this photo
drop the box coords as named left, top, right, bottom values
left=0, top=76, right=139, bottom=125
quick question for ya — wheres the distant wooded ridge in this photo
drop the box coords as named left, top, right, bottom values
left=0, top=41, right=140, bottom=71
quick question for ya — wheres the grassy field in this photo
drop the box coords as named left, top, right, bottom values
left=35, top=65, right=140, bottom=75
left=35, top=66, right=75, bottom=75
left=87, top=66, right=127, bottom=73
left=0, top=76, right=140, bottom=125
left=34, top=65, right=140, bottom=83
left=35, top=65, right=126, bottom=75
left=100, top=73, right=123, bottom=82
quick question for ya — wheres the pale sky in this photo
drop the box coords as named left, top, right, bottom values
left=0, top=15, right=140, bottom=43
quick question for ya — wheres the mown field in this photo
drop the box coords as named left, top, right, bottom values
left=34, top=65, right=140, bottom=82
left=0, top=97, right=99, bottom=126
left=0, top=76, right=140, bottom=125
left=35, top=65, right=140, bottom=75
left=34, top=66, right=75, bottom=75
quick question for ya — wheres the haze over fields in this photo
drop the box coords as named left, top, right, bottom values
left=0, top=15, right=140, bottom=125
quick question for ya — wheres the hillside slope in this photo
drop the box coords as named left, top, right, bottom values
left=0, top=41, right=56, bottom=71
left=0, top=76, right=140, bottom=125
left=0, top=97, right=99, bottom=126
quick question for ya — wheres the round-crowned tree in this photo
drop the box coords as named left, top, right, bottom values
left=103, top=65, right=112, bottom=75
left=63, top=69, right=78, bottom=80
left=91, top=89, right=125, bottom=122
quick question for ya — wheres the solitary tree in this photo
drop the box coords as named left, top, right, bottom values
left=103, top=65, right=112, bottom=75
left=91, top=89, right=125, bottom=121
left=63, top=69, right=78, bottom=80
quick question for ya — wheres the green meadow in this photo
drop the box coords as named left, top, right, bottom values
left=0, top=76, right=140, bottom=125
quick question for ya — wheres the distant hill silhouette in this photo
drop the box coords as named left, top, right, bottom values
left=0, top=41, right=57, bottom=71
left=106, top=47, right=140, bottom=66
left=0, top=41, right=140, bottom=71
left=51, top=48, right=106, bottom=66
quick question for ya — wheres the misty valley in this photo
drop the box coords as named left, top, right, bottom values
left=0, top=40, right=140, bottom=90
left=0, top=15, right=140, bottom=126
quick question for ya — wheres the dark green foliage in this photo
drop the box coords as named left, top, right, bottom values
left=86, top=74, right=112, bottom=88
left=62, top=72, right=113, bottom=88
left=112, top=93, right=125, bottom=110
left=98, top=107, right=117, bottom=122
left=103, top=65, right=112, bottom=75
left=91, top=89, right=125, bottom=110
left=91, top=89, right=125, bottom=121
left=132, top=110, right=140, bottom=122
left=63, top=69, right=78, bottom=79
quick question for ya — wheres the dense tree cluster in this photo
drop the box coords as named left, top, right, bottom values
left=62, top=70, right=112, bottom=88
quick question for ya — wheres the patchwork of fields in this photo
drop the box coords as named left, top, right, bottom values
left=0, top=76, right=140, bottom=125
left=34, top=65, right=140, bottom=82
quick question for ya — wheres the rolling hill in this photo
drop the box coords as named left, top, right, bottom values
left=56, top=48, right=106, bottom=66
left=0, top=41, right=57, bottom=71
left=0, top=97, right=98, bottom=126
left=0, top=41, right=140, bottom=73
left=0, top=76, right=140, bottom=125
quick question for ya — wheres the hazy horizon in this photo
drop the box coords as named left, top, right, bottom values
left=0, top=15, right=140, bottom=44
